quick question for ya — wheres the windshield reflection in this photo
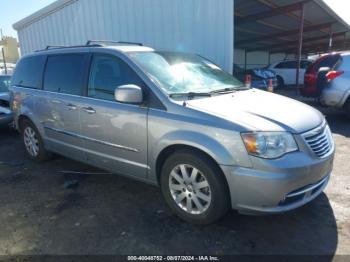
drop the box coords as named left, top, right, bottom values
left=129, top=51, right=244, bottom=96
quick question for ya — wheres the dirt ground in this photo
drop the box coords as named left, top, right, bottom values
left=0, top=106, right=349, bottom=256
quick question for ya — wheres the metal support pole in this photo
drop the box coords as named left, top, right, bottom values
left=328, top=25, right=333, bottom=52
left=344, top=33, right=347, bottom=50
left=1, top=47, right=7, bottom=75
left=296, top=3, right=305, bottom=94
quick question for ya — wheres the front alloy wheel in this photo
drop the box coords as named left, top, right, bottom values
left=161, top=150, right=230, bottom=224
left=169, top=164, right=211, bottom=215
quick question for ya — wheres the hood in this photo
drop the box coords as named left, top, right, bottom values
left=185, top=89, right=324, bottom=133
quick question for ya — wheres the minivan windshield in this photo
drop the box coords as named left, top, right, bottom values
left=129, top=51, right=244, bottom=96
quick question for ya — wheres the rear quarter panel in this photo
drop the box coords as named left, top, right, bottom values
left=325, top=57, right=350, bottom=107
left=11, top=87, right=44, bottom=134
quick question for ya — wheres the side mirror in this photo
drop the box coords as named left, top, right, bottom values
left=115, top=84, right=143, bottom=104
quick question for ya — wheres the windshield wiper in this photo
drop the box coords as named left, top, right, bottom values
left=169, top=92, right=212, bottom=99
left=210, top=86, right=248, bottom=94
left=210, top=87, right=237, bottom=94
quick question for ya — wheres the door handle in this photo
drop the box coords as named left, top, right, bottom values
left=66, top=104, right=77, bottom=110
left=82, top=107, right=96, bottom=114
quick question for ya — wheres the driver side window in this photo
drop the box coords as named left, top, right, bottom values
left=88, top=54, right=143, bottom=101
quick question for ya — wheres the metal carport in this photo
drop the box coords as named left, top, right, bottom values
left=234, top=0, right=350, bottom=89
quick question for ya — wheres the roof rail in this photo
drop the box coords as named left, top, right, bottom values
left=35, top=40, right=143, bottom=53
left=35, top=44, right=102, bottom=52
left=45, top=45, right=67, bottom=50
left=86, top=40, right=143, bottom=46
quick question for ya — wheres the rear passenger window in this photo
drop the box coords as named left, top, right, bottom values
left=284, top=61, right=297, bottom=69
left=88, top=54, right=143, bottom=101
left=301, top=61, right=311, bottom=69
left=12, top=55, right=46, bottom=89
left=43, top=54, right=88, bottom=95
left=275, top=62, right=285, bottom=69
left=318, top=55, right=341, bottom=71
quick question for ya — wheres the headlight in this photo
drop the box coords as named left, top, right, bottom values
left=241, top=132, right=298, bottom=159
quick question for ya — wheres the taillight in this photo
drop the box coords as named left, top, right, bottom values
left=245, top=74, right=251, bottom=88
left=305, top=73, right=317, bottom=82
left=326, top=70, right=344, bottom=81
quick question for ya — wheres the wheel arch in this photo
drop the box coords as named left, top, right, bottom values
left=17, top=114, right=46, bottom=140
left=276, top=75, right=285, bottom=84
left=18, top=114, right=33, bottom=131
left=155, top=144, right=232, bottom=208
left=156, top=144, right=214, bottom=183
left=18, top=113, right=52, bottom=161
left=341, top=90, right=350, bottom=108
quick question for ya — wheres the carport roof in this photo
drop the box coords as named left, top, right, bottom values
left=235, top=0, right=350, bottom=54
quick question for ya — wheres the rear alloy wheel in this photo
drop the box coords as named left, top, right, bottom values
left=345, top=98, right=350, bottom=120
left=23, top=126, right=40, bottom=158
left=21, top=120, right=51, bottom=162
left=276, top=76, right=284, bottom=89
left=161, top=150, right=230, bottom=224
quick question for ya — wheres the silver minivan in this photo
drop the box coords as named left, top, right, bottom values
left=10, top=42, right=335, bottom=224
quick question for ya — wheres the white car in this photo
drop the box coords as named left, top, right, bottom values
left=268, top=60, right=312, bottom=88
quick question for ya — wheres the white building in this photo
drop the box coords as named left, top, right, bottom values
left=13, top=0, right=350, bottom=73
left=13, top=0, right=234, bottom=73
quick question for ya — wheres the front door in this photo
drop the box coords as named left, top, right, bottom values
left=79, top=53, right=148, bottom=179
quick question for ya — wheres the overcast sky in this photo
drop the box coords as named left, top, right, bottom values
left=0, top=0, right=349, bottom=39
left=323, top=0, right=350, bottom=25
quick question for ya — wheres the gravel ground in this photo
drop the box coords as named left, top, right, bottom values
left=0, top=107, right=349, bottom=256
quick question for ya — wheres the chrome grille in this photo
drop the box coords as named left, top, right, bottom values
left=303, top=123, right=334, bottom=158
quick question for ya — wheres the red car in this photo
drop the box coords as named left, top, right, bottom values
left=301, top=53, right=342, bottom=97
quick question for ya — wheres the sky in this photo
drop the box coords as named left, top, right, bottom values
left=0, top=0, right=349, bottom=38
left=0, top=0, right=56, bottom=37
left=324, top=0, right=350, bottom=25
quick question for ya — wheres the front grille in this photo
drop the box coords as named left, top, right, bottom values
left=279, top=176, right=329, bottom=206
left=303, top=123, right=333, bottom=158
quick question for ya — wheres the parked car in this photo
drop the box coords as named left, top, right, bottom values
left=0, top=63, right=16, bottom=75
left=233, top=64, right=277, bottom=90
left=301, top=52, right=350, bottom=118
left=10, top=42, right=334, bottom=224
left=0, top=75, right=13, bottom=127
left=268, top=59, right=312, bottom=88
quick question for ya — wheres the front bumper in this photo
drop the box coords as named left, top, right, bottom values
left=220, top=149, right=334, bottom=215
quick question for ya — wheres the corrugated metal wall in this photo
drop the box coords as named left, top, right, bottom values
left=16, top=0, right=234, bottom=72
left=234, top=49, right=295, bottom=69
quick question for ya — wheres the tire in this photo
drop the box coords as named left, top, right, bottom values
left=345, top=98, right=350, bottom=120
left=21, top=119, right=52, bottom=162
left=160, top=150, right=230, bottom=224
left=276, top=76, right=284, bottom=89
